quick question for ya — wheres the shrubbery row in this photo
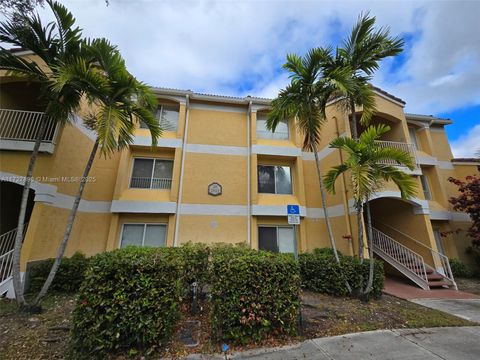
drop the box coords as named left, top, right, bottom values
left=27, top=252, right=89, bottom=293
left=70, top=244, right=301, bottom=357
left=299, top=248, right=384, bottom=299
left=67, top=244, right=384, bottom=357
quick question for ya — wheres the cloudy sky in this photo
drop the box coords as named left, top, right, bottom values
left=35, top=0, right=480, bottom=157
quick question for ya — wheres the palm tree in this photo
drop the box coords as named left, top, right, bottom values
left=0, top=0, right=85, bottom=307
left=324, top=124, right=417, bottom=298
left=267, top=49, right=353, bottom=274
left=31, top=38, right=161, bottom=306
left=323, top=12, right=404, bottom=138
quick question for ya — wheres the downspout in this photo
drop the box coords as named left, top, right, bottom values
left=247, top=100, right=252, bottom=247
left=173, top=94, right=190, bottom=247
left=334, top=117, right=354, bottom=256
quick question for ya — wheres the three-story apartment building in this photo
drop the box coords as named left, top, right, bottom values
left=0, top=52, right=478, bottom=297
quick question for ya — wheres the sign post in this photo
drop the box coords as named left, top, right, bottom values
left=287, top=205, right=300, bottom=261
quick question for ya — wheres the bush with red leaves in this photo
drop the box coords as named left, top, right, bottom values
left=448, top=169, right=480, bottom=266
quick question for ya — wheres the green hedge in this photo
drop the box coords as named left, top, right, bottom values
left=449, top=258, right=473, bottom=278
left=299, top=249, right=384, bottom=299
left=70, top=247, right=183, bottom=359
left=27, top=252, right=89, bottom=293
left=210, top=246, right=301, bottom=344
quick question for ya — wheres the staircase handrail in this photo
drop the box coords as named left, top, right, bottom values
left=371, top=227, right=429, bottom=284
left=373, top=221, right=455, bottom=285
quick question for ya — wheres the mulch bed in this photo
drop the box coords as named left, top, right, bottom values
left=0, top=290, right=475, bottom=359
left=456, top=277, right=480, bottom=295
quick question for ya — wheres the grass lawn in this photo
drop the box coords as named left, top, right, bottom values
left=301, top=291, right=475, bottom=339
left=0, top=291, right=476, bottom=359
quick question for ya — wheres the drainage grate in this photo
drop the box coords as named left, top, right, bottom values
left=179, top=320, right=200, bottom=347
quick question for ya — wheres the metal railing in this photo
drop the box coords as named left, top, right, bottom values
left=375, top=140, right=418, bottom=166
left=0, top=108, right=59, bottom=143
left=371, top=227, right=430, bottom=289
left=130, top=177, right=172, bottom=190
left=256, top=130, right=289, bottom=140
left=140, top=118, right=178, bottom=132
left=374, top=221, right=457, bottom=289
left=0, top=225, right=27, bottom=285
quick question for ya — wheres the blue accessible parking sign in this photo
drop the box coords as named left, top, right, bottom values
left=287, top=205, right=300, bottom=225
left=287, top=204, right=300, bottom=215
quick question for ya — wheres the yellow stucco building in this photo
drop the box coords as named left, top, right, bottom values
left=0, top=51, right=478, bottom=297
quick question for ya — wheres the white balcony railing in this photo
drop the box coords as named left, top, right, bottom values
left=130, top=177, right=172, bottom=190
left=0, top=108, right=59, bottom=143
left=256, top=130, right=289, bottom=140
left=375, top=140, right=418, bottom=167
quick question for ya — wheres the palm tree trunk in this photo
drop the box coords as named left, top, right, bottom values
left=312, top=143, right=352, bottom=294
left=356, top=202, right=364, bottom=263
left=312, top=143, right=340, bottom=262
left=364, top=200, right=375, bottom=295
left=32, top=138, right=99, bottom=306
left=350, top=100, right=358, bottom=139
left=12, top=117, right=48, bottom=308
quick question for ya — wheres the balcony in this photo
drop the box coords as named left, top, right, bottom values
left=130, top=177, right=172, bottom=190
left=0, top=109, right=59, bottom=153
left=376, top=140, right=420, bottom=173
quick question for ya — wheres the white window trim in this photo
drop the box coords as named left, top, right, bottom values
left=119, top=222, right=168, bottom=248
left=258, top=225, right=295, bottom=253
left=258, top=164, right=293, bottom=195
left=129, top=157, right=174, bottom=190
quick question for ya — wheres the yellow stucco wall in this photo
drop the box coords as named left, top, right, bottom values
left=1, top=57, right=476, bottom=273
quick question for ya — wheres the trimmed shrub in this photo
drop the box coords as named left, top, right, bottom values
left=178, top=242, right=210, bottom=290
left=210, top=246, right=301, bottom=344
left=70, top=247, right=183, bottom=359
left=27, top=252, right=89, bottom=293
left=449, top=258, right=473, bottom=278
left=299, top=249, right=384, bottom=299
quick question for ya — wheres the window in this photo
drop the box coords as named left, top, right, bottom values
left=408, top=126, right=419, bottom=150
left=258, top=165, right=292, bottom=194
left=256, top=113, right=289, bottom=140
left=130, top=158, right=173, bottom=189
left=140, top=104, right=179, bottom=131
left=258, top=226, right=295, bottom=253
left=120, top=224, right=166, bottom=248
left=419, top=174, right=432, bottom=200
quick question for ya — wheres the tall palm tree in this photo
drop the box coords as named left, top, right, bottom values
left=0, top=0, right=86, bottom=307
left=323, top=12, right=404, bottom=138
left=267, top=48, right=353, bottom=273
left=32, top=38, right=161, bottom=306
left=324, top=124, right=417, bottom=298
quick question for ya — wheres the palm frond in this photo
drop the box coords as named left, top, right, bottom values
left=324, top=164, right=349, bottom=194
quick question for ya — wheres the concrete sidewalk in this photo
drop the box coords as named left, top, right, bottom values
left=185, top=326, right=480, bottom=360
left=411, top=299, right=480, bottom=323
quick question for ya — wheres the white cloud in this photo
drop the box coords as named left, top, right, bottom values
left=450, top=124, right=480, bottom=158
left=24, top=0, right=478, bottom=119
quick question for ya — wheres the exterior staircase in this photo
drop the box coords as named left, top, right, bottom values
left=0, top=225, right=26, bottom=298
left=371, top=226, right=457, bottom=291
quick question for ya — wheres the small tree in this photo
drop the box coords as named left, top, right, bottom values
left=0, top=0, right=86, bottom=308
left=267, top=49, right=353, bottom=269
left=324, top=124, right=417, bottom=299
left=32, top=39, right=161, bottom=307
left=448, top=170, right=480, bottom=267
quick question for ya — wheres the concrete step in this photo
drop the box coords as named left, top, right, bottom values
left=428, top=281, right=450, bottom=288
left=427, top=273, right=445, bottom=281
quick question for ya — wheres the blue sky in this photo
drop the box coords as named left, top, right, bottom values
left=32, top=1, right=480, bottom=157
